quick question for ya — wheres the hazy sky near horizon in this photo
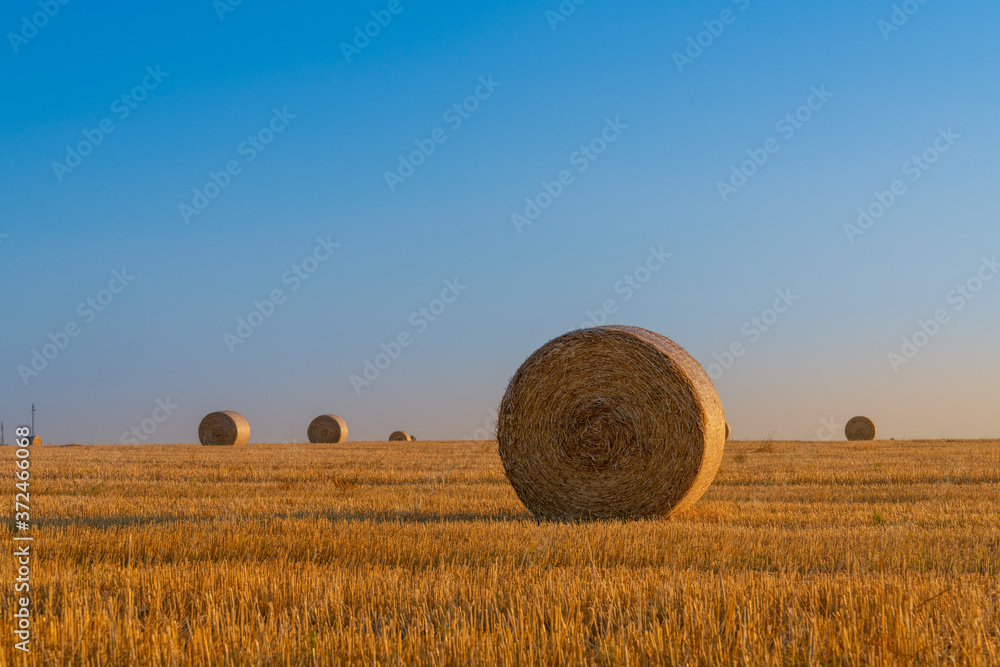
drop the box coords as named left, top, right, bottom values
left=2, top=0, right=998, bottom=443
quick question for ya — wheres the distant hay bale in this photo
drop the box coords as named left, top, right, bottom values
left=198, top=411, right=250, bottom=446
left=725, top=422, right=731, bottom=441
left=389, top=431, right=412, bottom=442
left=30, top=436, right=42, bottom=446
left=307, top=415, right=348, bottom=444
left=845, top=416, right=877, bottom=441
left=497, top=325, right=726, bottom=521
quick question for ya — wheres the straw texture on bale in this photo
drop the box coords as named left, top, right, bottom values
left=389, top=431, right=412, bottom=442
left=307, top=415, right=348, bottom=444
left=845, top=416, right=877, bottom=441
left=198, top=411, right=250, bottom=447
left=497, top=325, right=726, bottom=521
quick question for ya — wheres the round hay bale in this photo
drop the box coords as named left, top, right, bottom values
left=307, top=414, right=348, bottom=444
left=725, top=422, right=731, bottom=441
left=30, top=436, right=42, bottom=447
left=198, top=411, right=250, bottom=446
left=497, top=325, right=726, bottom=521
left=845, top=416, right=876, bottom=441
left=389, top=431, right=412, bottom=442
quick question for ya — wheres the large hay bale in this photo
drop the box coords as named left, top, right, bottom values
left=497, top=325, right=726, bottom=521
left=845, top=416, right=876, bottom=441
left=198, top=411, right=250, bottom=446
left=308, top=414, right=348, bottom=444
left=30, top=436, right=42, bottom=447
left=389, top=431, right=412, bottom=442
left=725, top=422, right=731, bottom=441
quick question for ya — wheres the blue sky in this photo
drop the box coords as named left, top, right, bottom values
left=2, top=0, right=998, bottom=443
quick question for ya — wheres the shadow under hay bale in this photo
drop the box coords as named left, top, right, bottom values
left=497, top=325, right=726, bottom=521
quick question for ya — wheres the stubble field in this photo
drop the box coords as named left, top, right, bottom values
left=2, top=438, right=999, bottom=666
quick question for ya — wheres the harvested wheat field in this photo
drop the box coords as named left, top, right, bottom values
left=2, top=439, right=999, bottom=666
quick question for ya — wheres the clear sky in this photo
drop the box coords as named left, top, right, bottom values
left=2, top=0, right=998, bottom=443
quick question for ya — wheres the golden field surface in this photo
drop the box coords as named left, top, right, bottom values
left=2, top=438, right=999, bottom=666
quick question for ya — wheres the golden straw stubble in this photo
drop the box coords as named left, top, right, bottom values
left=845, top=416, right=877, bottom=441
left=307, top=415, right=348, bottom=444
left=497, top=325, right=727, bottom=521
left=198, top=411, right=251, bottom=446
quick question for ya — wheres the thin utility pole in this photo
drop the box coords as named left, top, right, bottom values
left=1, top=422, right=4, bottom=446
left=31, top=404, right=35, bottom=435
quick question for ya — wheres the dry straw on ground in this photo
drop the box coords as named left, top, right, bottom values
left=497, top=325, right=726, bottom=521
left=389, top=431, right=413, bottom=442
left=308, top=415, right=348, bottom=444
left=845, top=416, right=877, bottom=441
left=198, top=411, right=251, bottom=447
left=9, top=438, right=1000, bottom=665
